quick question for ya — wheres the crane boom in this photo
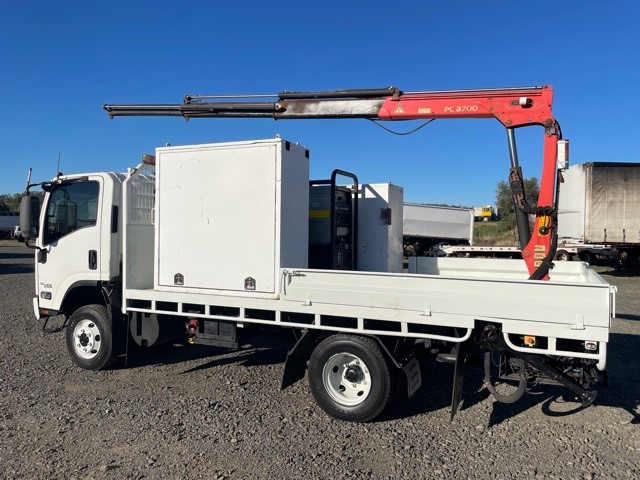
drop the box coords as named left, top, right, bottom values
left=104, top=86, right=552, bottom=125
left=103, top=85, right=562, bottom=279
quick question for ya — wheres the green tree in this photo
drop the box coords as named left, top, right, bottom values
left=0, top=194, right=22, bottom=214
left=495, top=177, right=539, bottom=229
left=0, top=192, right=45, bottom=215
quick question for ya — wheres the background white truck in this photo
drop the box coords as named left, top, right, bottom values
left=439, top=162, right=640, bottom=264
left=473, top=205, right=498, bottom=222
left=555, top=162, right=640, bottom=264
left=403, top=203, right=474, bottom=256
left=0, top=215, right=19, bottom=239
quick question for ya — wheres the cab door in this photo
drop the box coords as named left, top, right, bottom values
left=37, top=178, right=103, bottom=311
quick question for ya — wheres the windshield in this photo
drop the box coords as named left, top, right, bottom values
left=44, top=181, right=99, bottom=245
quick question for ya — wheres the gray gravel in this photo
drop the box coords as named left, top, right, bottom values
left=1, top=243, right=638, bottom=479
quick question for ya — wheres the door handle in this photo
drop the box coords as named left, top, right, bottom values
left=88, top=250, right=97, bottom=270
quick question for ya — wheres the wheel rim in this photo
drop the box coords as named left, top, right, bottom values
left=322, top=353, right=372, bottom=406
left=72, top=319, right=102, bottom=360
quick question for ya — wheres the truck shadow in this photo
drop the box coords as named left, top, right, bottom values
left=598, top=266, right=640, bottom=277
left=0, top=247, right=35, bottom=275
left=0, top=263, right=34, bottom=275
left=479, top=333, right=640, bottom=425
left=179, top=345, right=289, bottom=373
left=381, top=360, right=480, bottom=422
left=123, top=333, right=292, bottom=371
left=385, top=331, right=639, bottom=426
left=123, top=331, right=639, bottom=426
left=484, top=381, right=639, bottom=427
left=0, top=250, right=33, bottom=260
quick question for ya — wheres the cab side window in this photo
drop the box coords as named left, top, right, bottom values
left=44, top=181, right=99, bottom=245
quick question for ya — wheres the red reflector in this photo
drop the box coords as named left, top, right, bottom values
left=186, top=318, right=198, bottom=335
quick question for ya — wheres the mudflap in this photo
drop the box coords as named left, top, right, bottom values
left=450, top=339, right=471, bottom=420
left=281, top=330, right=318, bottom=390
left=100, top=285, right=127, bottom=359
left=402, top=354, right=422, bottom=398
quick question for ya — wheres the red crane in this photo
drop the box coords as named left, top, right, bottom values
left=104, top=85, right=565, bottom=279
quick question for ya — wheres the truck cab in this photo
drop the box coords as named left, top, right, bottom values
left=473, top=205, right=496, bottom=222
left=32, top=173, right=123, bottom=319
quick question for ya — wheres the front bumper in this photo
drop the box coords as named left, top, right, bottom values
left=32, top=297, right=59, bottom=320
left=32, top=297, right=40, bottom=320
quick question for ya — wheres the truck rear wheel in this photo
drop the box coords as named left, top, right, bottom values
left=308, top=334, right=394, bottom=422
left=578, top=251, right=592, bottom=264
left=66, top=304, right=115, bottom=370
left=554, top=250, right=571, bottom=262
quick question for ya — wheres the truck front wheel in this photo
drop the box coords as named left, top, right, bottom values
left=554, top=250, right=571, bottom=262
left=66, top=304, right=115, bottom=370
left=308, top=334, right=394, bottom=422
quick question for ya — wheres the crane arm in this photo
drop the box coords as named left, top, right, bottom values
left=104, top=86, right=553, bottom=126
left=103, top=85, right=561, bottom=279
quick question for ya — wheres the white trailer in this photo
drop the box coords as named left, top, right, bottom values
left=457, top=162, right=640, bottom=263
left=403, top=203, right=474, bottom=256
left=21, top=137, right=615, bottom=423
left=556, top=162, right=640, bottom=263
left=0, top=215, right=19, bottom=239
left=437, top=244, right=522, bottom=258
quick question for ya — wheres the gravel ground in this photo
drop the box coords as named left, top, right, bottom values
left=1, top=242, right=638, bottom=480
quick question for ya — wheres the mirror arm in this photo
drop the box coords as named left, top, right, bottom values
left=23, top=238, right=42, bottom=251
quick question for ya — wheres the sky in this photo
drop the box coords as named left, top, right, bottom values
left=1, top=1, right=638, bottom=207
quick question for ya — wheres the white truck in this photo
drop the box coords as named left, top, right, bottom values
left=440, top=162, right=640, bottom=264
left=20, top=86, right=615, bottom=422
left=555, top=162, right=640, bottom=264
left=473, top=205, right=498, bottom=222
left=0, top=215, right=19, bottom=239
left=403, top=203, right=474, bottom=256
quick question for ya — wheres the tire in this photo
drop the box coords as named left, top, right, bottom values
left=66, top=304, right=115, bottom=370
left=554, top=249, right=571, bottom=262
left=484, top=350, right=527, bottom=404
left=578, top=251, right=592, bottom=264
left=308, top=334, right=394, bottom=422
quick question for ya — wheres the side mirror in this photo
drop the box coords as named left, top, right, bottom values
left=20, top=195, right=40, bottom=240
